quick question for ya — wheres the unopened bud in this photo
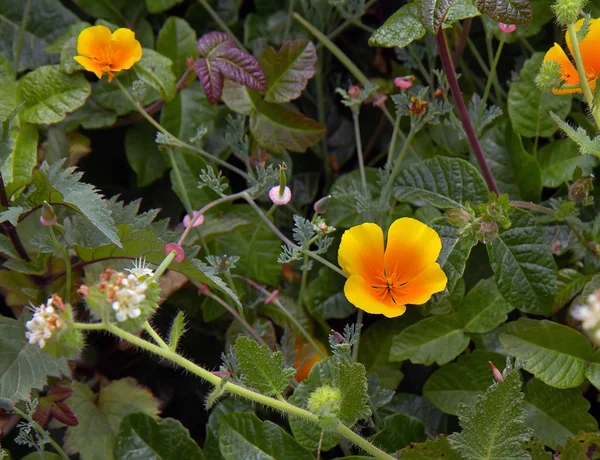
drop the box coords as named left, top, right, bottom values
left=552, top=0, right=587, bottom=25
left=40, top=201, right=57, bottom=226
left=394, top=75, right=415, bottom=89
left=433, top=87, right=445, bottom=99
left=313, top=195, right=332, bottom=214
left=307, top=384, right=341, bottom=416
left=498, top=23, right=516, bottom=33
left=183, top=210, right=204, bottom=228
left=330, top=329, right=344, bottom=344
left=446, top=208, right=471, bottom=228
left=476, top=220, right=499, bottom=244
left=535, top=60, right=565, bottom=92
left=488, top=361, right=504, bottom=382
left=569, top=175, right=594, bottom=203
left=348, top=85, right=361, bottom=99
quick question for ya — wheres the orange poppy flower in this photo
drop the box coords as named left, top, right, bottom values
left=74, top=25, right=142, bottom=82
left=543, top=18, right=600, bottom=94
left=338, top=218, right=447, bottom=318
left=293, top=337, right=327, bottom=382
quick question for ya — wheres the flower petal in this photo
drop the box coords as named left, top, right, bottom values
left=338, top=222, right=384, bottom=284
left=394, top=263, right=448, bottom=305
left=384, top=217, right=442, bottom=283
left=109, top=28, right=143, bottom=71
left=73, top=56, right=105, bottom=79
left=344, top=275, right=406, bottom=318
left=543, top=43, right=580, bottom=94
left=77, top=25, right=112, bottom=60
left=566, top=18, right=600, bottom=81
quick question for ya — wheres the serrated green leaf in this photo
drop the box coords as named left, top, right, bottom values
left=556, top=432, right=600, bottom=460
left=203, top=398, right=253, bottom=460
left=389, top=314, right=470, bottom=366
left=2, top=122, right=38, bottom=194
left=156, top=17, right=198, bottom=78
left=260, top=40, right=317, bottom=103
left=416, top=0, right=455, bottom=33
left=0, top=0, right=78, bottom=72
left=444, top=0, right=481, bottom=24
left=65, top=379, right=160, bottom=460
left=134, top=49, right=177, bottom=102
left=395, top=157, right=490, bottom=209
left=335, top=360, right=371, bottom=426
left=524, top=378, right=597, bottom=448
left=368, top=3, right=426, bottom=48
left=482, top=120, right=542, bottom=201
left=125, top=123, right=168, bottom=187
left=0, top=316, right=70, bottom=401
left=474, top=0, right=532, bottom=24
left=19, top=65, right=90, bottom=124
left=554, top=269, right=590, bottom=311
left=423, top=351, right=506, bottom=415
left=487, top=208, right=557, bottom=315
left=458, top=278, right=513, bottom=333
left=448, top=371, right=532, bottom=459
left=371, top=413, right=426, bottom=452
left=219, top=412, right=314, bottom=460
left=508, top=53, right=572, bottom=138
left=550, top=112, right=600, bottom=157
left=500, top=318, right=593, bottom=388
left=538, top=139, right=598, bottom=188
left=399, top=436, right=462, bottom=459
left=115, top=413, right=205, bottom=460
left=380, top=393, right=446, bottom=439
left=235, top=336, right=296, bottom=396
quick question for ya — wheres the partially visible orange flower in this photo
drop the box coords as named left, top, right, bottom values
left=338, top=218, right=447, bottom=318
left=74, top=25, right=142, bottom=82
left=543, top=18, right=600, bottom=94
left=293, top=337, right=327, bottom=382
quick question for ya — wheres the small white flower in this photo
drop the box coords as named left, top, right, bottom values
left=269, top=186, right=292, bottom=206
left=25, top=298, right=63, bottom=349
left=572, top=289, right=600, bottom=344
left=126, top=258, right=154, bottom=280
left=111, top=273, right=148, bottom=322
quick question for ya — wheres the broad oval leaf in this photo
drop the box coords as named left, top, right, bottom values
left=193, top=58, right=224, bottom=105
left=20, top=65, right=91, bottom=124
left=213, top=47, right=267, bottom=92
left=537, top=139, right=598, bottom=188
left=457, top=278, right=513, bottom=334
left=125, top=123, right=168, bottom=188
left=368, top=3, right=426, bottom=49
left=395, top=157, right=490, bottom=209
left=134, top=49, right=177, bottom=102
left=416, top=0, right=456, bottom=34
left=371, top=413, right=426, bottom=452
left=500, top=318, right=593, bottom=388
left=197, top=31, right=236, bottom=57
left=486, top=208, right=557, bottom=315
left=260, top=40, right=317, bottom=103
left=553, top=269, right=590, bottom=312
left=157, top=17, right=198, bottom=78
left=474, top=0, right=532, bottom=24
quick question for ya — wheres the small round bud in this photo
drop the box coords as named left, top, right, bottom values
left=40, top=201, right=57, bottom=226
left=535, top=60, right=565, bottom=92
left=446, top=208, right=471, bottom=228
left=313, top=195, right=332, bottom=214
left=165, top=243, right=185, bottom=263
left=394, top=75, right=415, bottom=89
left=183, top=211, right=204, bottom=228
left=348, top=85, right=361, bottom=99
left=307, top=384, right=341, bottom=416
left=488, top=361, right=504, bottom=382
left=569, top=176, right=594, bottom=203
left=476, top=220, right=499, bottom=244
left=269, top=186, right=292, bottom=205
left=552, top=0, right=587, bottom=25
left=498, top=23, right=516, bottom=33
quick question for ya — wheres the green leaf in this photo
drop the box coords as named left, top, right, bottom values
left=203, top=398, right=253, bottom=460
left=306, top=268, right=355, bottom=320
left=524, top=378, right=597, bottom=448
left=259, top=40, right=317, bottom=103
left=115, top=413, right=205, bottom=459
left=249, top=92, right=326, bottom=153
left=235, top=336, right=296, bottom=396
left=395, top=157, right=490, bottom=209
left=423, top=351, right=506, bottom=415
left=145, top=0, right=183, bottom=13
left=557, top=432, right=600, bottom=460
left=538, top=139, right=598, bottom=188
left=368, top=3, right=426, bottom=48
left=65, top=378, right=160, bottom=460
left=508, top=53, right=572, bottom=138
left=22, top=453, right=62, bottom=460
left=448, top=371, right=532, bottom=459
left=0, top=0, right=78, bottom=72
left=2, top=122, right=38, bottom=194
left=549, top=112, right=600, bottom=157
left=444, top=0, right=481, bottom=24
left=70, top=0, right=126, bottom=23
left=0, top=316, right=70, bottom=401
left=487, top=208, right=557, bottom=315
left=474, top=0, right=532, bottom=24
left=416, top=0, right=455, bottom=33
left=500, top=318, right=593, bottom=388
left=371, top=413, right=426, bottom=452
left=399, top=436, right=462, bottom=459
left=19, top=65, right=91, bottom=124
left=219, top=412, right=314, bottom=460
left=554, top=269, right=590, bottom=311
left=134, top=49, right=177, bottom=102
left=389, top=314, right=470, bottom=366
left=482, top=120, right=542, bottom=201
left=457, top=278, right=514, bottom=333
left=28, top=161, right=121, bottom=247
left=335, top=360, right=371, bottom=426
left=125, top=123, right=168, bottom=187
left=585, top=351, right=600, bottom=390
left=156, top=17, right=198, bottom=78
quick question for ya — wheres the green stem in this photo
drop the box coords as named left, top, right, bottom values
left=407, top=45, right=432, bottom=87
left=248, top=205, right=276, bottom=255
left=352, top=109, right=368, bottom=195
left=49, top=227, right=71, bottom=303
left=197, top=0, right=244, bottom=49
left=71, top=321, right=104, bottom=330
left=567, top=24, right=600, bottom=129
left=13, top=0, right=31, bottom=74
left=143, top=321, right=169, bottom=349
left=386, top=113, right=401, bottom=167
left=153, top=250, right=177, bottom=280
left=379, top=125, right=417, bottom=206
left=510, top=201, right=555, bottom=215
left=166, top=148, right=193, bottom=214
left=283, top=0, right=296, bottom=41
left=351, top=309, right=363, bottom=362
left=477, top=34, right=505, bottom=125
left=11, top=406, right=69, bottom=460
left=304, top=251, right=346, bottom=278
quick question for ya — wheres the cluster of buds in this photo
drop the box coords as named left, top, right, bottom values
left=26, top=295, right=65, bottom=349
left=97, top=269, right=149, bottom=322
left=572, top=290, right=600, bottom=344
left=307, top=384, right=341, bottom=418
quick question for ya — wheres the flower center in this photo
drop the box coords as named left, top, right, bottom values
left=371, top=270, right=407, bottom=305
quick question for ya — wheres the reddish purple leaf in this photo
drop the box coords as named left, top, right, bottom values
left=52, top=402, right=78, bottom=426
left=47, top=386, right=73, bottom=402
left=193, top=58, right=224, bottom=104
left=33, top=399, right=53, bottom=426
left=197, top=31, right=236, bottom=57
left=213, top=47, right=267, bottom=92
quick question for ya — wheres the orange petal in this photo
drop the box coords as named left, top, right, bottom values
left=393, top=263, right=448, bottom=306
left=566, top=18, right=600, bottom=80
left=544, top=43, right=579, bottom=86
left=344, top=275, right=406, bottom=318
left=73, top=56, right=104, bottom=79
left=77, top=25, right=112, bottom=60
left=384, top=217, right=442, bottom=284
left=109, top=28, right=143, bottom=71
left=338, top=222, right=384, bottom=285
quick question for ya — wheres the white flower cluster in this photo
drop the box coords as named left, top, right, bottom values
left=572, top=290, right=600, bottom=343
left=111, top=273, right=148, bottom=322
left=26, top=297, right=63, bottom=348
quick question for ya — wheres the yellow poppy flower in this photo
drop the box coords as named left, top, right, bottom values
left=73, top=25, right=142, bottom=82
left=543, top=18, right=600, bottom=94
left=338, top=218, right=447, bottom=318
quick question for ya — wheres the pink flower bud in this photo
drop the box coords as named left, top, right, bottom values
left=40, top=202, right=57, bottom=226
left=164, top=243, right=185, bottom=263
left=488, top=361, right=504, bottom=382
left=393, top=76, right=415, bottom=90
left=313, top=195, right=331, bottom=214
left=183, top=210, right=204, bottom=228
left=264, top=289, right=279, bottom=305
left=269, top=186, right=292, bottom=206
left=499, top=23, right=516, bottom=33
left=348, top=85, right=361, bottom=99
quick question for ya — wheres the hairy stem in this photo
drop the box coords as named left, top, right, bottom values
left=143, top=321, right=169, bottom=349
left=11, top=406, right=70, bottom=460
left=477, top=34, right=505, bottom=124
